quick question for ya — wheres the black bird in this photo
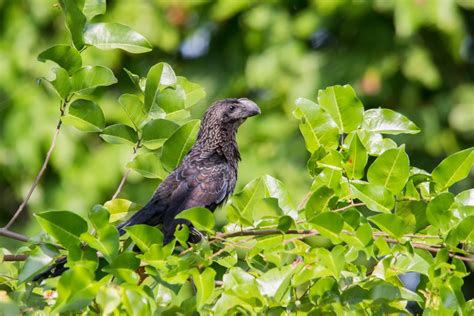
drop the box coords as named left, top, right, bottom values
left=118, top=97, right=260, bottom=243
left=34, top=98, right=260, bottom=281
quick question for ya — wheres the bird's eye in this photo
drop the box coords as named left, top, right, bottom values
left=229, top=105, right=236, bottom=111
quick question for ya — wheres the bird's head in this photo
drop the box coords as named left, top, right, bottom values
left=204, top=98, right=261, bottom=128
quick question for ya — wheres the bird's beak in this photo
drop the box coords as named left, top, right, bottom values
left=238, top=98, right=261, bottom=118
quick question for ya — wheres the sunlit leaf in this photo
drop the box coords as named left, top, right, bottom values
left=191, top=268, right=216, bottom=309
left=175, top=207, right=215, bottom=233
left=369, top=213, right=405, bottom=238
left=367, top=146, right=410, bottom=194
left=38, top=45, right=82, bottom=73
left=62, top=99, right=105, bottom=132
left=142, top=119, right=179, bottom=150
left=344, top=132, right=368, bottom=179
left=50, top=67, right=72, bottom=99
left=84, top=23, right=152, bottom=53
left=432, top=147, right=474, bottom=191
left=100, top=124, right=138, bottom=145
left=317, top=85, right=364, bottom=133
left=70, top=66, right=117, bottom=94
left=54, top=266, right=98, bottom=312
left=83, top=0, right=106, bottom=20
left=312, top=212, right=344, bottom=241
left=35, top=211, right=88, bottom=251
left=350, top=182, right=395, bottom=213
left=59, top=0, right=86, bottom=50
left=144, top=62, right=177, bottom=115
left=304, top=186, right=335, bottom=220
left=103, top=252, right=140, bottom=284
left=293, top=97, right=339, bottom=153
left=426, top=192, right=455, bottom=231
left=125, top=225, right=164, bottom=252
left=362, top=108, right=420, bottom=134
left=18, top=247, right=54, bottom=283
left=104, top=199, right=141, bottom=223
left=161, top=119, right=200, bottom=170
left=127, top=153, right=168, bottom=179
left=177, top=76, right=206, bottom=108
left=119, top=94, right=147, bottom=130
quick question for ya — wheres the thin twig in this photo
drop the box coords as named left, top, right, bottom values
left=0, top=229, right=29, bottom=243
left=111, top=141, right=140, bottom=200
left=333, top=202, right=365, bottom=212
left=4, top=104, right=65, bottom=230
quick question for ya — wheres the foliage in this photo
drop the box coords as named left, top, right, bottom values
left=0, top=0, right=474, bottom=315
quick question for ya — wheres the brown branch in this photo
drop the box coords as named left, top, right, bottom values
left=0, top=228, right=29, bottom=243
left=4, top=105, right=65, bottom=230
left=215, top=229, right=474, bottom=263
left=2, top=254, right=28, bottom=262
left=111, top=141, right=140, bottom=200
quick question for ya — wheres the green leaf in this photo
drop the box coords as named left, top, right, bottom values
left=312, top=212, right=344, bottom=241
left=175, top=207, right=215, bottom=233
left=369, top=282, right=401, bottom=301
left=35, top=211, right=88, bottom=250
left=80, top=206, right=119, bottom=262
left=104, top=199, right=141, bottom=223
left=293, top=97, right=339, bottom=153
left=257, top=265, right=298, bottom=302
left=96, top=286, right=121, bottom=315
left=317, top=85, right=364, bottom=133
left=37, top=45, right=82, bottom=73
left=357, top=129, right=397, bottom=156
left=103, top=252, right=140, bottom=284
left=432, top=147, right=474, bottom=191
left=119, top=94, right=147, bottom=130
left=54, top=266, right=98, bottom=312
left=367, top=146, right=410, bottom=194
left=100, top=124, right=138, bottom=145
left=127, top=153, right=168, bottom=179
left=362, top=108, right=420, bottom=134
left=50, top=67, right=72, bottom=99
left=70, top=66, right=117, bottom=94
left=18, top=247, right=54, bottom=283
left=191, top=268, right=216, bottom=309
left=144, top=62, right=177, bottom=114
left=125, top=225, right=164, bottom=252
left=83, top=0, right=106, bottom=20
left=59, top=0, right=86, bottom=50
left=315, top=246, right=346, bottom=279
left=369, top=213, right=405, bottom=238
left=124, top=68, right=145, bottom=92
left=142, top=119, right=179, bottom=150
left=350, top=182, right=395, bottom=213
left=446, top=216, right=474, bottom=246
left=426, top=192, right=455, bottom=231
left=344, top=132, right=368, bottom=179
left=157, top=87, right=185, bottom=113
left=161, top=119, right=200, bottom=171
left=62, top=99, right=105, bottom=132
left=277, top=215, right=294, bottom=232
left=304, top=186, right=335, bottom=220
left=84, top=22, right=152, bottom=54
left=177, top=76, right=206, bottom=108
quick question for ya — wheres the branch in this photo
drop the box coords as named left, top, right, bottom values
left=111, top=141, right=140, bottom=200
left=0, top=228, right=29, bottom=243
left=2, top=254, right=28, bottom=262
left=4, top=103, right=66, bottom=230
left=215, top=229, right=474, bottom=263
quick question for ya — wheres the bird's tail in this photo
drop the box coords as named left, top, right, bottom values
left=32, top=256, right=68, bottom=282
left=116, top=202, right=163, bottom=235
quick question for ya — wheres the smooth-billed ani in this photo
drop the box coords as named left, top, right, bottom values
left=34, top=98, right=260, bottom=281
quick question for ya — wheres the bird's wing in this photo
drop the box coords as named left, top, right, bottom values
left=163, top=159, right=231, bottom=223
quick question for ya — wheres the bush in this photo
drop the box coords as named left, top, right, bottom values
left=0, top=1, right=473, bottom=315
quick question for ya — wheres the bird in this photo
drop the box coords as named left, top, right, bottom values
left=33, top=98, right=260, bottom=281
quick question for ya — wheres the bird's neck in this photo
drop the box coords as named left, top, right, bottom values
left=194, top=124, right=241, bottom=163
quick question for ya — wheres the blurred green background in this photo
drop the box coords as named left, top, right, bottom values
left=1, top=0, right=473, bottom=246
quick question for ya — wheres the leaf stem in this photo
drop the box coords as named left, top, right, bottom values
left=3, top=101, right=66, bottom=230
